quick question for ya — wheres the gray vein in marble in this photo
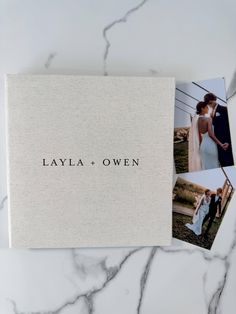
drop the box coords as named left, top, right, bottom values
left=6, top=228, right=236, bottom=314
left=158, top=246, right=219, bottom=261
left=9, top=248, right=142, bottom=314
left=85, top=295, right=93, bottom=314
left=207, top=224, right=236, bottom=314
left=0, top=195, right=7, bottom=210
left=137, top=247, right=157, bottom=314
left=9, top=298, right=52, bottom=314
left=159, top=223, right=236, bottom=314
left=226, top=69, right=236, bottom=101
left=207, top=264, right=229, bottom=314
left=227, top=90, right=236, bottom=101
left=148, top=69, right=159, bottom=76
left=71, top=249, right=120, bottom=282
left=202, top=271, right=209, bottom=309
left=102, top=0, right=149, bottom=76
left=44, top=53, right=57, bottom=69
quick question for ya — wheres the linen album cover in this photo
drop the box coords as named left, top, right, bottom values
left=6, top=75, right=175, bottom=248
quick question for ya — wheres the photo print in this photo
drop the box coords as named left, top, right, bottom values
left=174, top=78, right=234, bottom=174
left=172, top=166, right=235, bottom=250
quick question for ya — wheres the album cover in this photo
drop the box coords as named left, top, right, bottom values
left=6, top=75, right=175, bottom=248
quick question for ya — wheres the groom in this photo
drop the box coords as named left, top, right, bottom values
left=202, top=188, right=222, bottom=239
left=204, top=93, right=234, bottom=167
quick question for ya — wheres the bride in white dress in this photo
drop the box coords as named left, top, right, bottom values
left=189, top=102, right=228, bottom=172
left=185, top=189, right=211, bottom=236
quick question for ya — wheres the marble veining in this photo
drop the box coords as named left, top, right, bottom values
left=102, top=0, right=149, bottom=76
left=0, top=195, right=7, bottom=211
left=8, top=248, right=146, bottom=314
left=44, top=53, right=57, bottom=69
left=160, top=221, right=236, bottom=314
left=227, top=70, right=236, bottom=101
left=5, top=247, right=160, bottom=314
left=137, top=247, right=157, bottom=313
left=5, top=224, right=236, bottom=314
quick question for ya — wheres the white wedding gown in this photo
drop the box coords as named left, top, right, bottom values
left=199, top=125, right=219, bottom=170
left=185, top=196, right=210, bottom=236
left=189, top=115, right=219, bottom=172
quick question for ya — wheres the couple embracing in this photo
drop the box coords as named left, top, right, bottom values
left=189, top=93, right=234, bottom=172
left=185, top=188, right=222, bottom=238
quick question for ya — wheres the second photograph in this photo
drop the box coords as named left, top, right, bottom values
left=172, top=166, right=235, bottom=250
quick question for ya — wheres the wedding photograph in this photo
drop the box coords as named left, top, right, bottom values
left=174, top=78, right=234, bottom=174
left=172, top=166, right=235, bottom=250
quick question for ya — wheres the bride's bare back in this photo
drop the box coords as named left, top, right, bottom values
left=198, top=116, right=225, bottom=150
left=198, top=116, right=210, bottom=134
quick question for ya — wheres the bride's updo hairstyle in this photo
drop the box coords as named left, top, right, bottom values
left=205, top=189, right=210, bottom=195
left=196, top=101, right=208, bottom=115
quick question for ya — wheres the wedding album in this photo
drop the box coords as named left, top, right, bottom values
left=173, top=78, right=236, bottom=250
left=6, top=75, right=175, bottom=248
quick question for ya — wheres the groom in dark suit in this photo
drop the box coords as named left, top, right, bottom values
left=202, top=188, right=222, bottom=238
left=204, top=93, right=234, bottom=167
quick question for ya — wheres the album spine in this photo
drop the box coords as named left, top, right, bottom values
left=4, top=75, right=12, bottom=248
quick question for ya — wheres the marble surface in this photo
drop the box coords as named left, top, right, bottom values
left=0, top=0, right=236, bottom=313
